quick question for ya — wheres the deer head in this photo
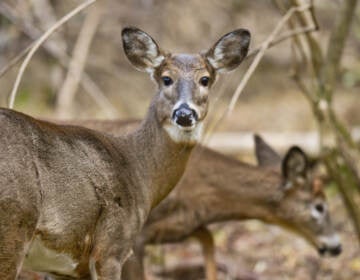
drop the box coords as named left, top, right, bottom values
left=122, top=27, right=250, bottom=144
left=256, top=138, right=341, bottom=256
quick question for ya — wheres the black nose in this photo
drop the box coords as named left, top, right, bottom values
left=329, top=244, right=342, bottom=256
left=172, top=103, right=198, bottom=127
left=318, top=244, right=342, bottom=257
left=318, top=246, right=327, bottom=256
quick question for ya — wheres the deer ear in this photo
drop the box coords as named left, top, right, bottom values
left=254, top=134, right=281, bottom=169
left=205, top=29, right=250, bottom=73
left=122, top=27, right=164, bottom=72
left=282, top=146, right=308, bottom=182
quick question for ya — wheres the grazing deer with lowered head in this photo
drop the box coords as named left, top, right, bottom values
left=0, top=27, right=250, bottom=279
left=23, top=119, right=341, bottom=280
left=122, top=136, right=341, bottom=280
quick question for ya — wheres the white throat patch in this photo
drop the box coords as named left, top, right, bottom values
left=164, top=122, right=203, bottom=145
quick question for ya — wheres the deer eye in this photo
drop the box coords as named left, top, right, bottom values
left=311, top=202, right=326, bottom=220
left=161, top=76, right=173, bottom=86
left=199, top=76, right=210, bottom=87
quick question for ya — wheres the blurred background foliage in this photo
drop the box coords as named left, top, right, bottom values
left=0, top=0, right=358, bottom=132
left=1, top=0, right=360, bottom=279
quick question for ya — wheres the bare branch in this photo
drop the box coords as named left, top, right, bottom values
left=0, top=2, right=119, bottom=117
left=8, top=0, right=97, bottom=109
left=227, top=3, right=312, bottom=114
left=291, top=60, right=315, bottom=104
left=201, top=3, right=314, bottom=148
left=56, top=2, right=103, bottom=118
left=291, top=0, right=324, bottom=79
left=285, top=0, right=360, bottom=242
left=0, top=41, right=35, bottom=79
left=272, top=0, right=308, bottom=65
left=29, top=0, right=67, bottom=52
left=324, top=151, right=360, bottom=238
left=247, top=25, right=317, bottom=58
left=320, top=0, right=358, bottom=101
left=0, top=2, right=66, bottom=62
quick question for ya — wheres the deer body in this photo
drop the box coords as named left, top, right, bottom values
left=43, top=120, right=341, bottom=280
left=51, top=119, right=339, bottom=252
left=142, top=147, right=284, bottom=244
left=0, top=27, right=251, bottom=279
left=1, top=106, right=190, bottom=278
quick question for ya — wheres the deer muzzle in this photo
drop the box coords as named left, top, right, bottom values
left=172, top=103, right=198, bottom=128
left=318, top=234, right=342, bottom=257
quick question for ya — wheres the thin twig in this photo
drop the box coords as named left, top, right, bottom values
left=8, top=0, right=96, bottom=109
left=202, top=4, right=312, bottom=146
left=0, top=41, right=35, bottom=79
left=206, top=25, right=317, bottom=131
left=188, top=24, right=318, bottom=154
left=287, top=0, right=360, bottom=243
left=197, top=3, right=314, bottom=156
left=247, top=25, right=316, bottom=58
left=0, top=2, right=65, bottom=69
left=273, top=0, right=309, bottom=73
left=0, top=2, right=118, bottom=117
left=228, top=4, right=311, bottom=114
left=320, top=0, right=358, bottom=101
left=291, top=0, right=324, bottom=79
left=56, top=2, right=103, bottom=117
left=290, top=41, right=316, bottom=104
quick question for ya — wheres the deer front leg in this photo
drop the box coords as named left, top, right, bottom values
left=192, top=226, right=217, bottom=280
left=89, top=208, right=134, bottom=280
left=121, top=236, right=146, bottom=280
left=0, top=198, right=38, bottom=280
left=90, top=248, right=133, bottom=280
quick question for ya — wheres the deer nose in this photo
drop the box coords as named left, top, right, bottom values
left=329, top=244, right=342, bottom=256
left=172, top=103, right=198, bottom=128
left=318, top=244, right=342, bottom=257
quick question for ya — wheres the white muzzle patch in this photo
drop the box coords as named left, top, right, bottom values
left=319, top=234, right=341, bottom=248
left=164, top=121, right=203, bottom=144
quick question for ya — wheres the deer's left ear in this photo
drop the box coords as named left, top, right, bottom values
left=282, top=146, right=308, bottom=182
left=205, top=29, right=250, bottom=73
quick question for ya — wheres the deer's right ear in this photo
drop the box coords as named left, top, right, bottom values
left=205, top=29, right=250, bottom=73
left=254, top=134, right=282, bottom=169
left=122, top=27, right=164, bottom=72
left=282, top=146, right=308, bottom=188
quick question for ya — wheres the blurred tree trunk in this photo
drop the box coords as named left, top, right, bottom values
left=276, top=0, right=360, bottom=241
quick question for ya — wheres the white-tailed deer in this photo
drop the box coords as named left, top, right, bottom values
left=123, top=136, right=342, bottom=280
left=57, top=121, right=342, bottom=255
left=0, top=27, right=250, bottom=279
left=22, top=121, right=341, bottom=280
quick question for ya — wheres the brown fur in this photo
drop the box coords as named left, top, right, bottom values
left=24, top=120, right=339, bottom=280
left=0, top=27, right=250, bottom=280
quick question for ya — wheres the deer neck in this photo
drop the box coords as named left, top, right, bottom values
left=186, top=149, right=284, bottom=226
left=123, top=101, right=193, bottom=211
left=205, top=172, right=284, bottom=226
